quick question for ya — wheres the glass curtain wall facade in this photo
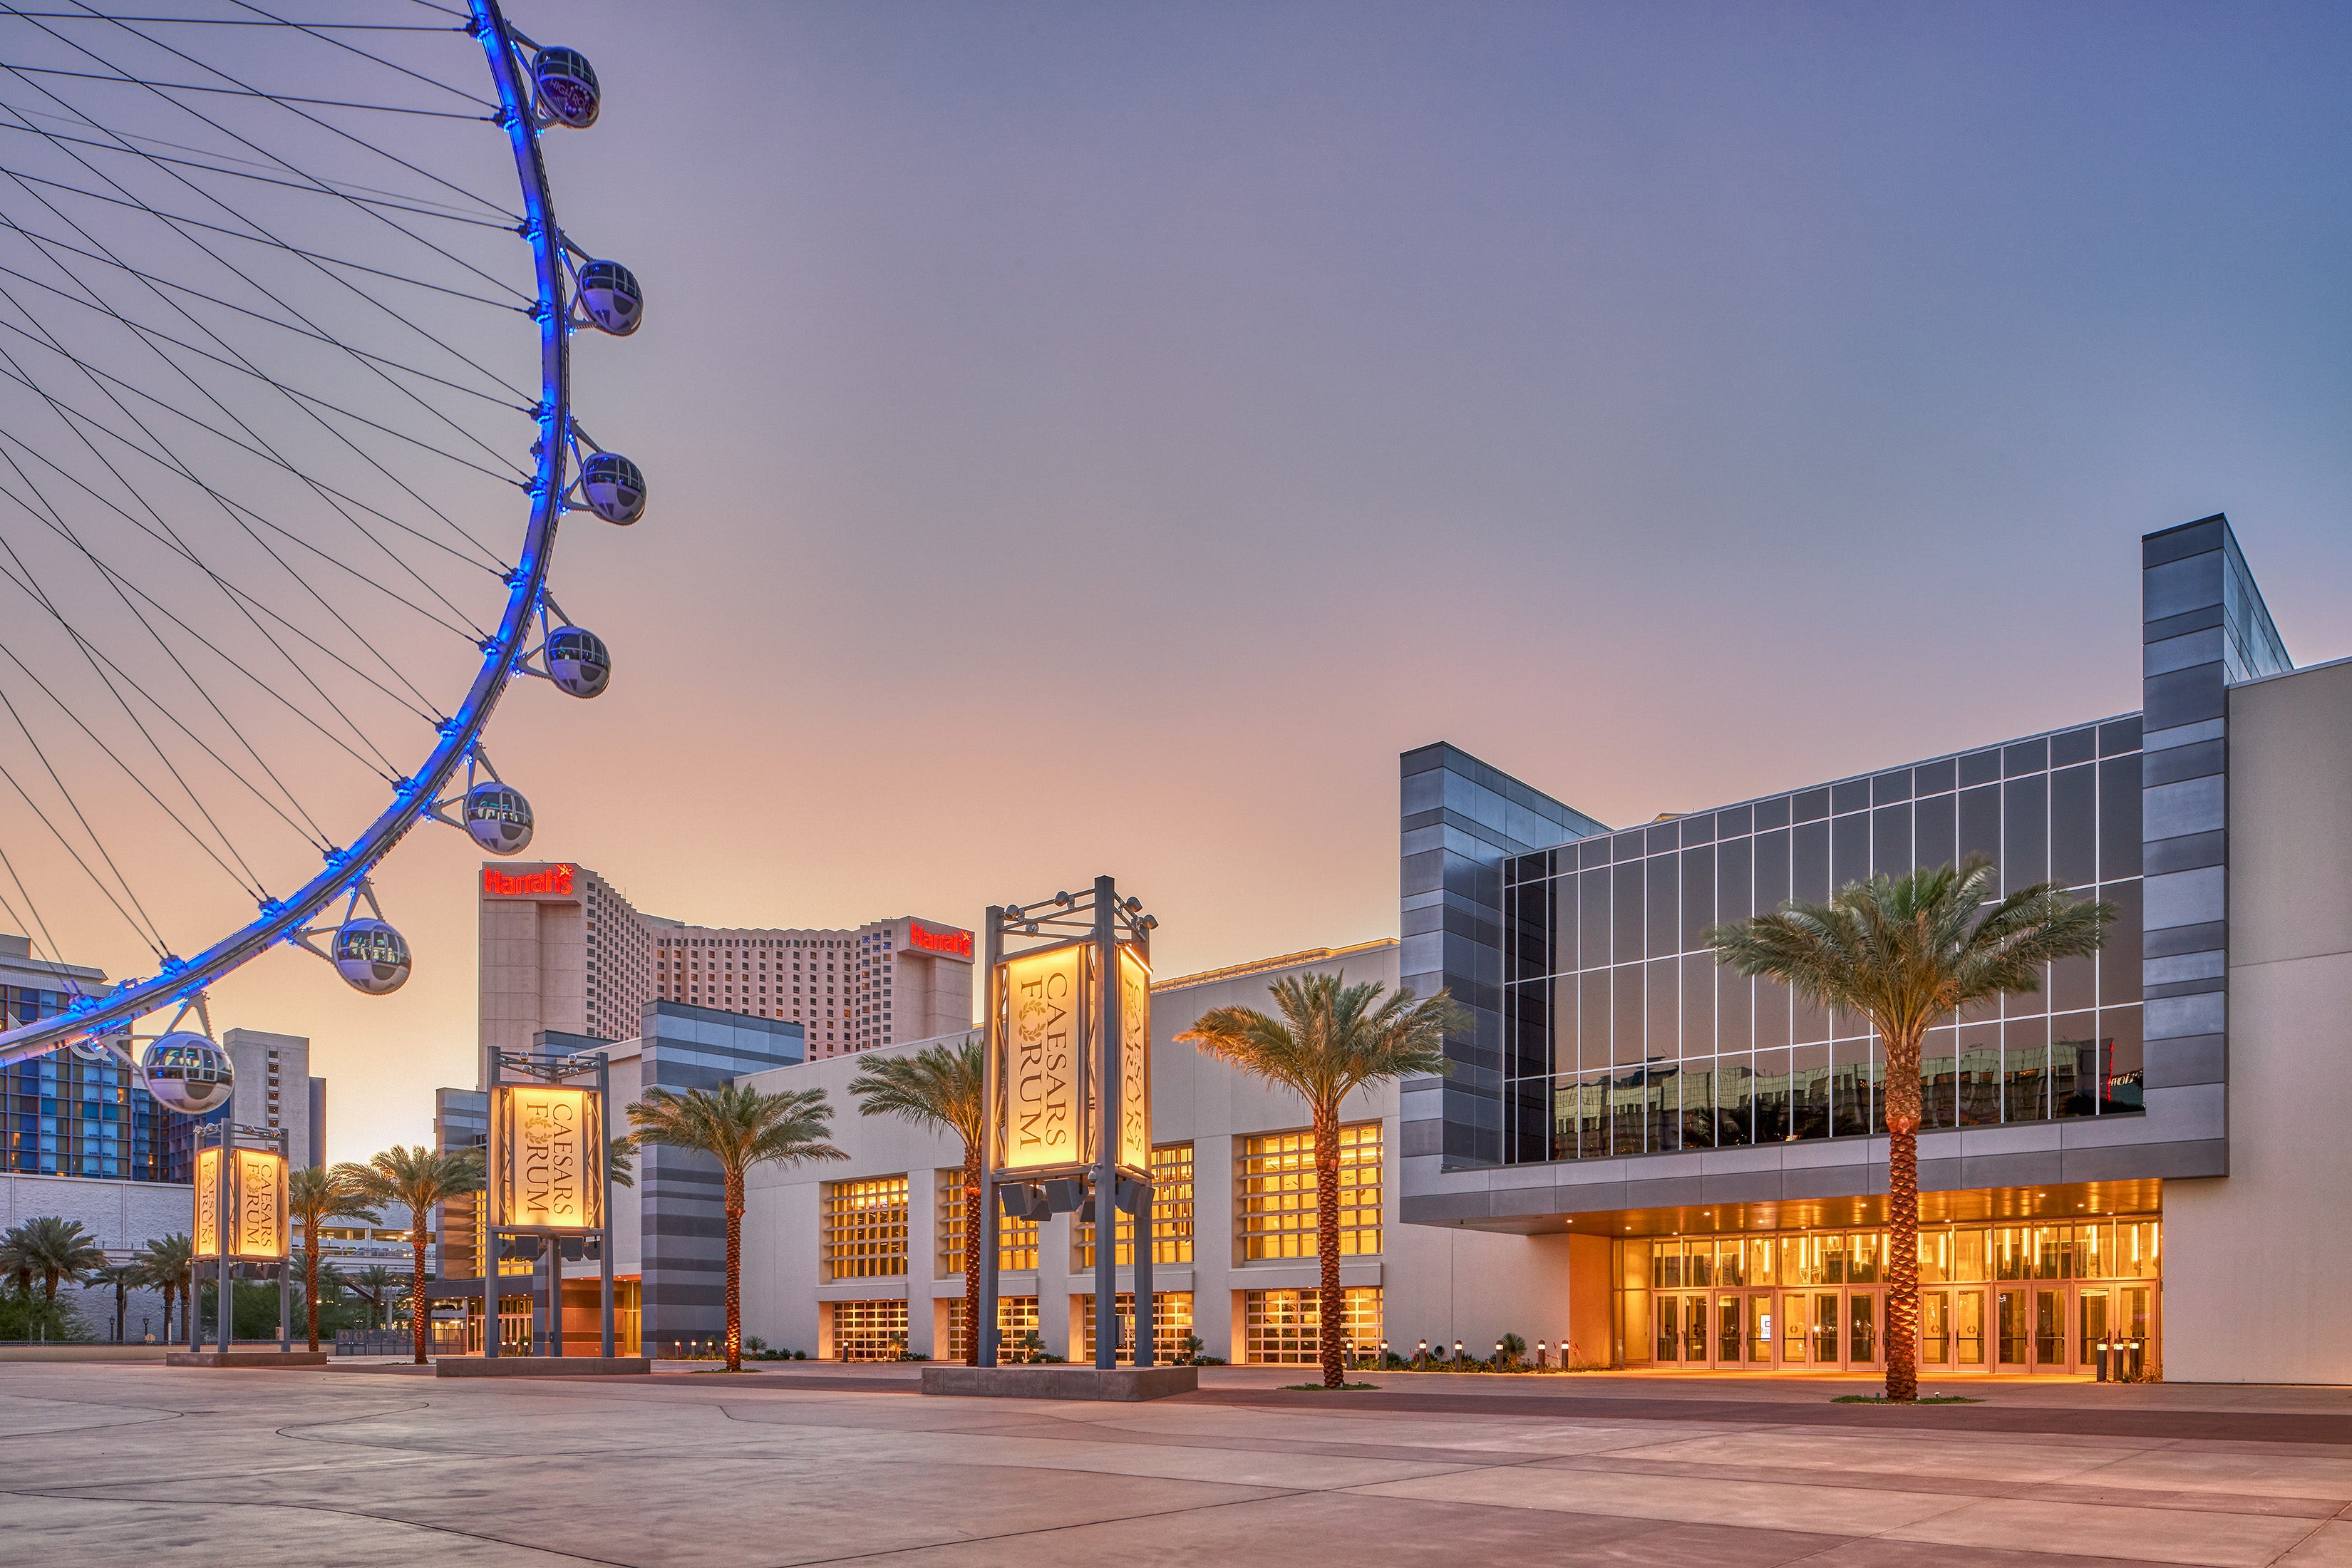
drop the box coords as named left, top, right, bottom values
left=1501, top=718, right=2147, bottom=1163
left=4, top=984, right=176, bottom=1180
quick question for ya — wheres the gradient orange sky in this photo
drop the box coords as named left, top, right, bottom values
left=16, top=2, right=2352, bottom=1164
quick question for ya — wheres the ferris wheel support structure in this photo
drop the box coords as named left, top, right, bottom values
left=0, top=0, right=575, bottom=1068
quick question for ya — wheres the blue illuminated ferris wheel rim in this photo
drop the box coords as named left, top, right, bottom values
left=0, top=0, right=577, bottom=1066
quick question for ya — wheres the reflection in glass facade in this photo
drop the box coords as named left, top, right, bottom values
left=1500, top=717, right=2146, bottom=1164
left=4, top=984, right=178, bottom=1181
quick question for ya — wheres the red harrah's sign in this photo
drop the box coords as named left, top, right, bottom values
left=483, top=864, right=575, bottom=898
left=908, top=923, right=973, bottom=959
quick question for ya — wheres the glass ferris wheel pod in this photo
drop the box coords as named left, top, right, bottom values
left=0, top=1, right=646, bottom=1078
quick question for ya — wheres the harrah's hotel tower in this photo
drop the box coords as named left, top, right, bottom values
left=478, top=861, right=975, bottom=1065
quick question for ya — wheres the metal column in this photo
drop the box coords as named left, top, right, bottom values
left=485, top=1048, right=501, bottom=1361
left=1091, top=876, right=1118, bottom=1371
left=976, top=906, right=1003, bottom=1368
left=599, top=1052, right=615, bottom=1358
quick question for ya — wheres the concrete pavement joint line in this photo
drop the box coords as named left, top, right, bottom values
left=0, top=1485, right=637, bottom=1566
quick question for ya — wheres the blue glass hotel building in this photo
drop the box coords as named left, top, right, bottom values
left=1398, top=516, right=2350, bottom=1383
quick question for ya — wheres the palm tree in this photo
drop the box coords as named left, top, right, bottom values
left=350, top=1264, right=401, bottom=1331
left=847, top=1036, right=984, bottom=1363
left=1177, top=974, right=1467, bottom=1390
left=625, top=1082, right=845, bottom=1371
left=287, top=1166, right=380, bottom=1351
left=137, top=1233, right=194, bottom=1340
left=7, top=1217, right=106, bottom=1302
left=334, top=1146, right=483, bottom=1364
left=89, top=1262, right=141, bottom=1341
left=608, top=1136, right=636, bottom=1189
left=1705, top=854, right=2112, bottom=1403
left=0, top=1226, right=29, bottom=1296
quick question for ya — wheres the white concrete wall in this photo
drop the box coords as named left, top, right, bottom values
left=3, top=1170, right=194, bottom=1341
left=2165, top=657, right=2352, bottom=1382
left=733, top=940, right=1578, bottom=1362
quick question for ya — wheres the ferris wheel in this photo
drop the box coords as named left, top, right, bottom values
left=0, top=1, right=641, bottom=1106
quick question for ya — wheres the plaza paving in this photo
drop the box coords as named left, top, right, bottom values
left=9, top=1361, right=2352, bottom=1565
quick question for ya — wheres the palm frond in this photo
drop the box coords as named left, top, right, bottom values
left=847, top=1035, right=984, bottom=1150
left=1177, top=971, right=1463, bottom=1115
left=624, top=1081, right=847, bottom=1207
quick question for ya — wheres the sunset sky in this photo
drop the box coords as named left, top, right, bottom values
left=16, top=2, right=2352, bottom=1164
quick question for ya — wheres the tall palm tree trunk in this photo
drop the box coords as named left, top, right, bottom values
left=724, top=1173, right=744, bottom=1373
left=1313, top=1101, right=1343, bottom=1390
left=304, top=1242, right=321, bottom=1352
left=410, top=1235, right=429, bottom=1365
left=961, top=1146, right=981, bottom=1366
left=1883, top=1028, right=1923, bottom=1403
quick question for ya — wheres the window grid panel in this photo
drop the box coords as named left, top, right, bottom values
left=937, top=1169, right=1039, bottom=1274
left=827, top=1298, right=908, bottom=1361
left=1079, top=1291, right=1197, bottom=1363
left=1076, top=1143, right=1197, bottom=1268
left=946, top=1294, right=1040, bottom=1363
left=1242, top=1287, right=1383, bottom=1364
left=821, top=1175, right=909, bottom=1280
left=1238, top=1124, right=1381, bottom=1260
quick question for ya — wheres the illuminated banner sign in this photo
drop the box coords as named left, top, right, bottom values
left=195, top=1147, right=289, bottom=1260
left=491, top=1084, right=604, bottom=1232
left=999, top=946, right=1081, bottom=1172
left=907, top=923, right=974, bottom=960
left=483, top=863, right=576, bottom=899
left=1117, top=944, right=1151, bottom=1175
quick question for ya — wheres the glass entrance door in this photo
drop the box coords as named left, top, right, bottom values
left=2034, top=1289, right=2066, bottom=1369
left=1922, top=1291, right=1951, bottom=1367
left=1996, top=1289, right=2028, bottom=1369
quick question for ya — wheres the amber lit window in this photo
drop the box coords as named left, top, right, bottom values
left=946, top=1294, right=1040, bottom=1362
left=1076, top=1143, right=1195, bottom=1268
left=1080, top=1291, right=1195, bottom=1363
left=821, top=1175, right=908, bottom=1279
left=1238, top=1124, right=1381, bottom=1260
left=937, top=1169, right=1038, bottom=1274
left=827, top=1298, right=907, bottom=1361
left=1242, top=1288, right=1382, bottom=1364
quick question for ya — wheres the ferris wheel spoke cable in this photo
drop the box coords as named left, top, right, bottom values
left=0, top=847, right=89, bottom=999
left=0, top=633, right=270, bottom=899
left=0, top=63, right=492, bottom=120
left=0, top=320, right=463, bottom=749
left=0, top=112, right=538, bottom=488
left=0, top=687, right=174, bottom=959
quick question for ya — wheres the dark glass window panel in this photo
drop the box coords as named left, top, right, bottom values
left=1716, top=968, right=1753, bottom=1053
left=1680, top=848, right=1716, bottom=951
left=2099, top=1006, right=2144, bottom=1113
left=1680, top=1061, right=1717, bottom=1150
left=1832, top=1038, right=1878, bottom=1138
left=2098, top=881, right=2142, bottom=1005
left=1646, top=855, right=1679, bottom=956
left=1714, top=1057, right=1754, bottom=1146
left=1611, top=964, right=1645, bottom=1062
left=2098, top=757, right=2142, bottom=882
left=1755, top=980, right=1790, bottom=1050
left=2050, top=953, right=2095, bottom=1014
left=1871, top=804, right=1912, bottom=877
left=2003, top=774, right=2048, bottom=889
left=1647, top=958, right=1678, bottom=1058
left=2050, top=1010, right=2098, bottom=1118
left=1751, top=1050, right=1791, bottom=1142
left=1959, top=785, right=2001, bottom=871
left=2003, top=738, right=2049, bottom=777
left=2098, top=717, right=2143, bottom=757
left=1681, top=813, right=1716, bottom=845
left=1915, top=793, right=1956, bottom=875
left=1921, top=1027, right=1959, bottom=1129
left=1647, top=825, right=1678, bottom=856
left=1830, top=779, right=1870, bottom=815
left=1611, top=862, right=1644, bottom=961
left=1960, top=749, right=2001, bottom=788
left=1830, top=811, right=1869, bottom=892
left=1578, top=836, right=1610, bottom=869
left=1507, top=1078, right=1547, bottom=1163
left=1754, top=829, right=1790, bottom=912
left=1793, top=820, right=1830, bottom=904
left=1681, top=956, right=1715, bottom=1056
left=1611, top=1065, right=1646, bottom=1155
left=2050, top=765, right=2096, bottom=888
left=1646, top=1065, right=1681, bottom=1152
left=1793, top=993, right=1830, bottom=1046
left=2003, top=1016, right=2051, bottom=1122
left=1505, top=979, right=1551, bottom=1079
left=1549, top=881, right=1574, bottom=983
left=1917, top=758, right=1957, bottom=795
left=1793, top=788, right=1831, bottom=823
left=1791, top=1044, right=1832, bottom=1140
left=1578, top=973, right=1609, bottom=1070
left=1872, top=770, right=1914, bottom=805
left=1578, top=870, right=1609, bottom=970
left=1613, top=831, right=1644, bottom=862
left=2003, top=974, right=2048, bottom=1020
left=1956, top=1026, right=2001, bottom=1124
left=1716, top=835, right=1753, bottom=924
left=1754, top=796, right=1790, bottom=830
left=2051, top=727, right=2097, bottom=768
left=1718, top=804, right=1754, bottom=837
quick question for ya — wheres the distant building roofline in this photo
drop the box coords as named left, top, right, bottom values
left=1152, top=939, right=1398, bottom=995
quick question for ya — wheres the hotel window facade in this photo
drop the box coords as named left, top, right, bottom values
left=1499, top=718, right=2147, bottom=1163
left=1080, top=1291, right=1195, bottom=1363
left=1076, top=1143, right=1196, bottom=1268
left=821, top=1175, right=909, bottom=1280
left=1242, top=1287, right=1383, bottom=1363
left=1238, top=1124, right=1381, bottom=1260
left=937, top=1168, right=1038, bottom=1274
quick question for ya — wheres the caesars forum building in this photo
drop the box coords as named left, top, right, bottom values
left=460, top=517, right=2352, bottom=1383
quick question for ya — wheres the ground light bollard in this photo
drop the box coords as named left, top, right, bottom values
left=976, top=879, right=1157, bottom=1371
